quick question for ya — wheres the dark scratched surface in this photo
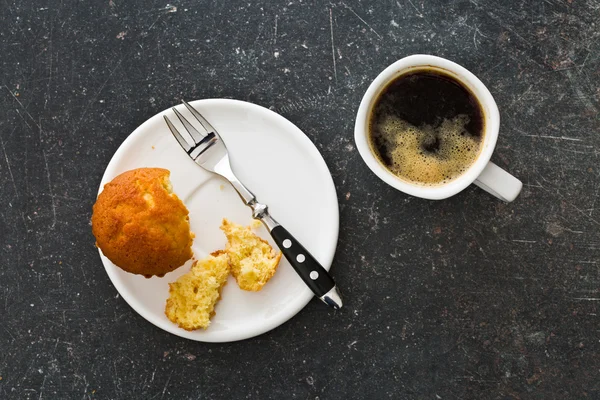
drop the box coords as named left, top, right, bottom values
left=1, top=0, right=599, bottom=399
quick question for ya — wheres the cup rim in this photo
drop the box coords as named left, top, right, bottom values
left=354, top=54, right=500, bottom=200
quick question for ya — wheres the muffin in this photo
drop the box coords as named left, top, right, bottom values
left=91, top=168, right=193, bottom=277
left=220, top=218, right=282, bottom=291
left=165, top=251, right=230, bottom=330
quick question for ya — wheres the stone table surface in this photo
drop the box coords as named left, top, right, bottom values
left=1, top=0, right=599, bottom=399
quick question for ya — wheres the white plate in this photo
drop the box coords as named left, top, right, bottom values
left=97, top=99, right=339, bottom=342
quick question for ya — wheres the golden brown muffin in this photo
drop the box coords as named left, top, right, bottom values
left=220, top=218, right=282, bottom=291
left=165, top=251, right=230, bottom=330
left=91, top=168, right=194, bottom=277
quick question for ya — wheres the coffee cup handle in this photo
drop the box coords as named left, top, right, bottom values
left=473, top=161, right=522, bottom=202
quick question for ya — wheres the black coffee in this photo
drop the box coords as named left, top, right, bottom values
left=368, top=69, right=485, bottom=185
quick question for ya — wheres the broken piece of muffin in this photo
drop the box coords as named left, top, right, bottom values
left=220, top=218, right=282, bottom=291
left=165, top=251, right=230, bottom=330
left=165, top=219, right=283, bottom=330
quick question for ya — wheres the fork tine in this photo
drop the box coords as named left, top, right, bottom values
left=164, top=115, right=192, bottom=153
left=172, top=107, right=205, bottom=144
left=183, top=100, right=218, bottom=134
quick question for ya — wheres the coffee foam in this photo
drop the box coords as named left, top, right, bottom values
left=375, top=114, right=481, bottom=185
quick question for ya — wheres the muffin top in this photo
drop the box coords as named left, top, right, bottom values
left=92, top=168, right=194, bottom=277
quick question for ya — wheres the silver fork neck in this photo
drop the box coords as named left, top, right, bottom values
left=214, top=161, right=255, bottom=204
left=248, top=199, right=279, bottom=231
left=228, top=175, right=256, bottom=205
left=214, top=163, right=279, bottom=231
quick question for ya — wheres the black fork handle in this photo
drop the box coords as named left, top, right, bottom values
left=270, top=225, right=335, bottom=296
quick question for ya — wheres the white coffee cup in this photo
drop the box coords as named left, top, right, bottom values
left=354, top=54, right=522, bottom=202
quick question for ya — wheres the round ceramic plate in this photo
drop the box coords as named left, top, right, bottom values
left=97, top=99, right=339, bottom=342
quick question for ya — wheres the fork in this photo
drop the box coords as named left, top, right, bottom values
left=164, top=101, right=343, bottom=309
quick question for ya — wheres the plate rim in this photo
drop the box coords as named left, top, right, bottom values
left=96, top=98, right=340, bottom=342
